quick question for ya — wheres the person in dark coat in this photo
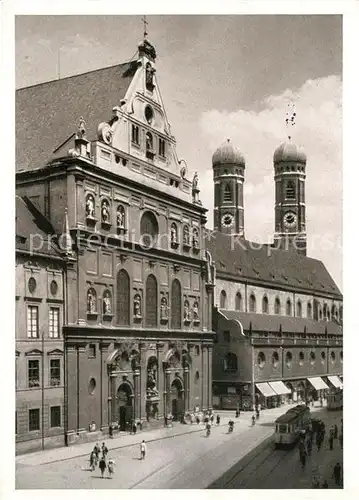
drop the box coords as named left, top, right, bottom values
left=333, top=462, right=342, bottom=486
left=99, top=457, right=107, bottom=478
left=132, top=421, right=137, bottom=435
left=210, top=414, right=214, bottom=424
left=196, top=416, right=200, bottom=425
left=109, top=423, right=113, bottom=439
left=329, top=434, right=334, bottom=451
left=334, top=424, right=338, bottom=439
left=89, top=450, right=96, bottom=471
left=101, top=442, right=108, bottom=458
left=216, top=414, right=220, bottom=425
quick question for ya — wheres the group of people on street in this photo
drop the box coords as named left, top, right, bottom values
left=89, top=442, right=115, bottom=479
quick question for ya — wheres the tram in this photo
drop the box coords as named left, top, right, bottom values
left=274, top=404, right=311, bottom=449
left=327, top=389, right=343, bottom=411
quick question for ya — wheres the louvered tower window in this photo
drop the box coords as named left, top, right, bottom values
left=223, top=184, right=232, bottom=202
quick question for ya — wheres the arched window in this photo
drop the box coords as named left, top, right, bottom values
left=116, top=270, right=130, bottom=325
left=223, top=183, right=232, bottom=202
left=223, top=352, right=238, bottom=372
left=140, top=211, right=158, bottom=248
left=235, top=292, right=242, bottom=311
left=286, top=299, right=292, bottom=316
left=274, top=297, right=281, bottom=315
left=296, top=300, right=302, bottom=318
left=285, top=180, right=296, bottom=199
left=249, top=293, right=256, bottom=313
left=262, top=296, right=269, bottom=314
left=220, top=290, right=227, bottom=309
left=171, top=279, right=181, bottom=329
left=307, top=302, right=312, bottom=319
left=339, top=305, right=343, bottom=322
left=145, top=275, right=157, bottom=327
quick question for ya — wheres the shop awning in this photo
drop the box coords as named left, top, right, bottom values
left=256, top=382, right=277, bottom=397
left=327, top=375, right=343, bottom=389
left=307, top=377, right=329, bottom=390
left=268, top=380, right=291, bottom=395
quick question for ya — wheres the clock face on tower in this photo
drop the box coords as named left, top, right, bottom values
left=283, top=211, right=297, bottom=228
left=221, top=213, right=234, bottom=228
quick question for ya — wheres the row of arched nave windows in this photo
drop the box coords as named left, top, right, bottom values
left=219, top=289, right=341, bottom=320
left=87, top=271, right=199, bottom=328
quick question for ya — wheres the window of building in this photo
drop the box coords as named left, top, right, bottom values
left=131, top=124, right=140, bottom=145
left=285, top=351, right=293, bottom=368
left=262, top=296, right=269, bottom=314
left=50, top=359, right=61, bottom=386
left=330, top=351, right=336, bottom=363
left=28, top=277, right=37, bottom=294
left=116, top=270, right=130, bottom=326
left=195, top=345, right=200, bottom=356
left=285, top=180, right=296, bottom=199
left=223, top=184, right=232, bottom=202
left=257, top=352, right=266, bottom=368
left=27, top=305, right=39, bottom=338
left=171, top=279, right=182, bottom=329
left=309, top=351, right=316, bottom=365
left=223, top=331, right=230, bottom=342
left=50, top=406, right=61, bottom=428
left=220, top=290, right=227, bottom=309
left=146, top=275, right=158, bottom=327
left=274, top=297, right=281, bottom=315
left=88, top=344, right=96, bottom=358
left=340, top=350, right=343, bottom=363
left=140, top=211, right=159, bottom=247
left=296, top=300, right=302, bottom=318
left=249, top=294, right=256, bottom=313
left=286, top=299, right=292, bottom=316
left=224, top=352, right=238, bottom=372
left=159, top=138, right=166, bottom=157
left=235, top=292, right=242, bottom=311
left=320, top=351, right=326, bottom=364
left=307, top=302, right=312, bottom=319
left=272, top=351, right=279, bottom=368
left=299, top=351, right=305, bottom=365
left=49, top=307, right=60, bottom=338
left=28, top=359, right=40, bottom=388
left=88, top=378, right=96, bottom=395
left=28, top=409, right=40, bottom=432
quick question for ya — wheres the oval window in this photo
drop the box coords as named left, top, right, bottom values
left=310, top=351, right=316, bottom=365
left=299, top=351, right=305, bottom=366
left=28, top=277, right=37, bottom=294
left=50, top=280, right=58, bottom=296
left=272, top=352, right=279, bottom=368
left=88, top=378, right=96, bottom=395
left=257, top=352, right=266, bottom=368
left=285, top=351, right=293, bottom=368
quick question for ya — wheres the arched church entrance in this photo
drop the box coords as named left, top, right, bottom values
left=117, top=383, right=133, bottom=431
left=170, top=378, right=184, bottom=421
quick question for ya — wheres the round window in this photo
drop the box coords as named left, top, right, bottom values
left=145, top=105, right=154, bottom=124
left=50, top=280, right=58, bottom=296
left=299, top=351, right=305, bottom=366
left=272, top=352, right=279, bottom=368
left=28, top=277, right=37, bottom=293
left=285, top=351, right=293, bottom=367
left=320, top=351, right=326, bottom=364
left=330, top=351, right=336, bottom=363
left=340, top=350, right=343, bottom=363
left=310, top=351, right=316, bottom=365
left=257, top=352, right=266, bottom=368
left=88, top=378, right=96, bottom=395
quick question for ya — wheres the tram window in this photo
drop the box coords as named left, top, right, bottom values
left=278, top=424, right=287, bottom=433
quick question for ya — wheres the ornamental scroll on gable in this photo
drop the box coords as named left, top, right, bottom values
left=97, top=105, right=124, bottom=145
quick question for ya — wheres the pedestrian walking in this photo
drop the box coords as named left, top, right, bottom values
left=132, top=421, right=137, bottom=435
left=99, top=457, right=106, bottom=478
left=216, top=414, right=220, bottom=425
left=101, top=442, right=109, bottom=458
left=196, top=416, right=200, bottom=425
left=299, top=449, right=307, bottom=468
left=140, top=439, right=147, bottom=460
left=89, top=450, right=96, bottom=471
left=334, top=424, right=338, bottom=439
left=109, top=423, right=113, bottom=439
left=107, top=458, right=115, bottom=478
left=210, top=414, right=214, bottom=424
left=329, top=435, right=334, bottom=451
left=332, top=462, right=342, bottom=486
left=94, top=442, right=100, bottom=460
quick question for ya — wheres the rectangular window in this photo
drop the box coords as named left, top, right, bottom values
left=88, top=344, right=96, bottom=358
left=49, top=307, right=60, bottom=338
left=131, top=125, right=140, bottom=145
left=27, top=305, right=39, bottom=338
left=159, top=138, right=166, bottom=157
left=28, top=408, right=40, bottom=432
left=50, top=406, right=61, bottom=428
left=28, top=359, right=40, bottom=388
left=50, top=359, right=61, bottom=386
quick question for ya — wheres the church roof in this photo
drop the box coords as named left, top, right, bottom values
left=16, top=61, right=138, bottom=171
left=219, top=310, right=342, bottom=336
left=206, top=231, right=341, bottom=298
left=15, top=196, right=63, bottom=258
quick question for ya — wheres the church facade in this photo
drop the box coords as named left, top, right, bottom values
left=16, top=38, right=215, bottom=450
left=208, top=139, right=343, bottom=410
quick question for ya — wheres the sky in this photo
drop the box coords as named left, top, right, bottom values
left=15, top=14, right=342, bottom=289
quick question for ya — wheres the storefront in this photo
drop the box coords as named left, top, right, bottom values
left=327, top=375, right=343, bottom=391
left=268, top=381, right=292, bottom=405
left=307, top=376, right=329, bottom=401
left=255, top=382, right=278, bottom=409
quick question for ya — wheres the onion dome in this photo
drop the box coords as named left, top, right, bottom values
left=212, top=139, right=245, bottom=167
left=273, top=141, right=307, bottom=164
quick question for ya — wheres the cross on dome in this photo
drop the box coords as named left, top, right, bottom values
left=142, top=15, right=148, bottom=39
left=285, top=103, right=296, bottom=141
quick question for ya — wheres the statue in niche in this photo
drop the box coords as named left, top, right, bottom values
left=183, top=225, right=190, bottom=246
left=171, top=224, right=177, bottom=244
left=86, top=195, right=95, bottom=218
left=117, top=205, right=125, bottom=228
left=193, top=301, right=199, bottom=321
left=146, top=364, right=159, bottom=397
left=87, top=289, right=96, bottom=313
left=146, top=132, right=153, bottom=152
left=101, top=200, right=110, bottom=223
left=77, top=116, right=86, bottom=139
left=184, top=300, right=191, bottom=321
left=134, top=294, right=142, bottom=317
left=192, top=228, right=199, bottom=249
left=145, top=62, right=156, bottom=90
left=103, top=292, right=112, bottom=315
left=160, top=297, right=168, bottom=320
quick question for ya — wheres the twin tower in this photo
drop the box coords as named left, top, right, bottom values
left=212, top=138, right=307, bottom=256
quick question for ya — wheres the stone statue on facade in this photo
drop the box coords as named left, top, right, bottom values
left=183, top=225, right=190, bottom=246
left=103, top=293, right=112, bottom=315
left=193, top=301, right=199, bottom=321
left=77, top=116, right=86, bottom=139
left=117, top=205, right=125, bottom=228
left=87, top=289, right=96, bottom=313
left=145, top=62, right=156, bottom=90
left=86, top=195, right=95, bottom=218
left=192, top=228, right=199, bottom=249
left=184, top=300, right=191, bottom=321
left=192, top=172, right=201, bottom=204
left=134, top=294, right=142, bottom=317
left=101, top=200, right=110, bottom=223
left=160, top=297, right=168, bottom=320
left=171, top=224, right=177, bottom=244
